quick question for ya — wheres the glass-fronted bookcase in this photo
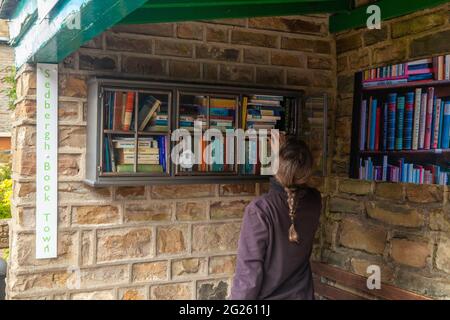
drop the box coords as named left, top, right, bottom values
left=85, top=78, right=327, bottom=186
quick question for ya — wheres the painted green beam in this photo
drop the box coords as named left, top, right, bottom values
left=330, top=0, right=450, bottom=33
left=121, top=0, right=351, bottom=25
left=13, top=0, right=148, bottom=67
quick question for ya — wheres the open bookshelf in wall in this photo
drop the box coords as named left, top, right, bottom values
left=85, top=78, right=327, bottom=186
left=350, top=54, right=450, bottom=186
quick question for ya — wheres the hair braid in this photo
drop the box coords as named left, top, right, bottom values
left=285, top=186, right=300, bottom=243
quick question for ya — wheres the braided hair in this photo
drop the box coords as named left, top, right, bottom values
left=275, top=136, right=313, bottom=244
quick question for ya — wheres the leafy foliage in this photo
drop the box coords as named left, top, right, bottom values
left=0, top=164, right=12, bottom=220
left=0, top=66, right=17, bottom=110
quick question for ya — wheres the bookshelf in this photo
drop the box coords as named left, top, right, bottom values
left=350, top=54, right=450, bottom=185
left=85, top=78, right=320, bottom=186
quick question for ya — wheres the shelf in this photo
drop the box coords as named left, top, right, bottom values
left=362, top=79, right=450, bottom=92
left=360, top=149, right=450, bottom=155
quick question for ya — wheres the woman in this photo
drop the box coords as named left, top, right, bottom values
left=231, top=136, right=322, bottom=300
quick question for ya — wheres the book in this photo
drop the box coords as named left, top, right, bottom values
left=359, top=100, right=367, bottom=151
left=419, top=92, right=428, bottom=149
left=395, top=96, right=405, bottom=150
left=138, top=96, right=161, bottom=131
left=113, top=92, right=124, bottom=130
left=387, top=93, right=397, bottom=150
left=210, top=98, right=237, bottom=108
left=116, top=164, right=163, bottom=173
left=382, top=102, right=388, bottom=151
left=441, top=101, right=450, bottom=149
left=438, top=100, right=444, bottom=148
left=408, top=73, right=434, bottom=82
left=403, top=92, right=414, bottom=150
left=432, top=98, right=442, bottom=149
left=446, top=55, right=450, bottom=80
left=374, top=103, right=381, bottom=151
left=123, top=92, right=135, bottom=131
left=108, top=134, right=116, bottom=172
left=438, top=56, right=445, bottom=81
left=424, top=88, right=435, bottom=149
left=412, top=88, right=422, bottom=150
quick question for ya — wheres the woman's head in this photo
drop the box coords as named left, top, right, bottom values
left=275, top=136, right=313, bottom=188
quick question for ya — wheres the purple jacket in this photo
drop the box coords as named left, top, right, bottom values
left=231, top=178, right=322, bottom=300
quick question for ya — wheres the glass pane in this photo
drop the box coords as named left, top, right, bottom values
left=179, top=94, right=207, bottom=132
left=244, top=94, right=285, bottom=132
left=209, top=96, right=236, bottom=132
left=103, top=90, right=136, bottom=132
left=137, top=92, right=169, bottom=133
left=136, top=136, right=166, bottom=174
left=103, top=134, right=136, bottom=174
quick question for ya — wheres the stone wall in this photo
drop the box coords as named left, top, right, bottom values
left=0, top=19, right=13, bottom=137
left=0, top=219, right=8, bottom=249
left=7, top=16, right=335, bottom=300
left=318, top=3, right=450, bottom=299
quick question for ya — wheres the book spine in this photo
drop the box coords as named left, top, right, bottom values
left=123, top=92, right=135, bottom=131
left=367, top=97, right=373, bottom=150
left=419, top=93, right=428, bottom=149
left=375, top=104, right=381, bottom=151
left=412, top=88, right=422, bottom=150
left=396, top=96, right=405, bottom=150
left=403, top=92, right=414, bottom=150
left=433, top=98, right=442, bottom=149
left=438, top=56, right=445, bottom=80
left=370, top=99, right=377, bottom=150
left=382, top=102, right=388, bottom=151
left=387, top=94, right=397, bottom=150
left=359, top=100, right=367, bottom=151
left=442, top=102, right=450, bottom=149
left=446, top=55, right=450, bottom=80
left=438, top=100, right=444, bottom=148
left=424, top=88, right=435, bottom=149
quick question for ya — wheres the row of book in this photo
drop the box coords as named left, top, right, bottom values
left=243, top=95, right=283, bottom=130
left=359, top=88, right=450, bottom=151
left=103, top=136, right=166, bottom=173
left=359, top=156, right=449, bottom=185
left=104, top=91, right=168, bottom=132
left=362, top=56, right=450, bottom=87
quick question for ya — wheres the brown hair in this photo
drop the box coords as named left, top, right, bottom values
left=275, top=136, right=313, bottom=243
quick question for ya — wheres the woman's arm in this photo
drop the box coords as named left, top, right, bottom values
left=230, top=205, right=268, bottom=300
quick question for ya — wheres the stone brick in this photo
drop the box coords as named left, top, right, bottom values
left=79, top=53, right=117, bottom=71
left=157, top=225, right=188, bottom=255
left=286, top=70, right=311, bottom=87
left=96, top=228, right=152, bottom=262
left=58, top=183, right=111, bottom=203
left=115, top=186, right=146, bottom=200
left=14, top=99, right=36, bottom=121
left=14, top=148, right=36, bottom=176
left=282, top=37, right=331, bottom=54
left=311, top=70, right=334, bottom=88
left=59, top=126, right=85, bottom=149
left=62, top=52, right=75, bottom=69
left=105, top=34, right=152, bottom=53
left=58, top=154, right=81, bottom=177
left=171, top=258, right=207, bottom=279
left=390, top=238, right=430, bottom=268
left=72, top=205, right=120, bottom=225
left=336, top=97, right=353, bottom=117
left=132, top=261, right=167, bottom=282
left=320, top=248, right=349, bottom=269
left=410, top=30, right=450, bottom=58
left=197, top=279, right=229, bottom=300
left=395, top=271, right=450, bottom=298
left=255, top=67, right=284, bottom=85
left=348, top=49, right=370, bottom=70
left=392, top=12, right=447, bottom=39
left=151, top=283, right=192, bottom=300
left=14, top=231, right=77, bottom=267
left=169, top=60, right=201, bottom=79
left=81, top=231, right=93, bottom=266
left=21, top=207, right=74, bottom=230
left=436, top=235, right=450, bottom=274
left=0, top=220, right=9, bottom=249
left=59, top=75, right=87, bottom=98
left=231, top=30, right=278, bottom=48
left=366, top=201, right=424, bottom=228
left=350, top=258, right=394, bottom=283
left=375, top=183, right=403, bottom=200
left=20, top=71, right=37, bottom=96
left=151, top=184, right=215, bottom=199
left=112, top=24, right=174, bottom=37
left=220, top=65, right=254, bottom=83
left=339, top=179, right=371, bottom=195
left=430, top=207, right=450, bottom=232
left=119, top=287, right=146, bottom=300
left=307, top=55, right=332, bottom=70
left=323, top=220, right=338, bottom=245
left=155, top=40, right=193, bottom=57
left=206, top=18, right=246, bottom=26
left=271, top=52, right=306, bottom=68
left=220, top=184, right=256, bottom=196
left=339, top=218, right=386, bottom=254
left=11, top=271, right=71, bottom=293
left=122, top=56, right=165, bottom=76
left=363, top=26, right=388, bottom=46
left=337, top=56, right=348, bottom=73
left=336, top=33, right=362, bottom=54
left=192, top=222, right=241, bottom=253
left=124, top=203, right=172, bottom=223
left=14, top=182, right=35, bottom=202
left=242, top=48, right=268, bottom=65
left=203, top=63, right=218, bottom=81
left=81, top=35, right=103, bottom=49
left=58, top=101, right=80, bottom=122
left=209, top=255, right=236, bottom=275
left=373, top=40, right=407, bottom=65
left=177, top=23, right=203, bottom=40
left=206, top=26, right=228, bottom=43
left=210, top=200, right=249, bottom=220
left=0, top=19, right=9, bottom=37
left=248, top=17, right=326, bottom=35
left=71, top=290, right=115, bottom=300
left=196, top=44, right=240, bottom=62
left=328, top=197, right=362, bottom=214
left=79, top=265, right=129, bottom=288
left=175, top=201, right=207, bottom=221
left=337, top=74, right=355, bottom=94
left=406, top=184, right=443, bottom=203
